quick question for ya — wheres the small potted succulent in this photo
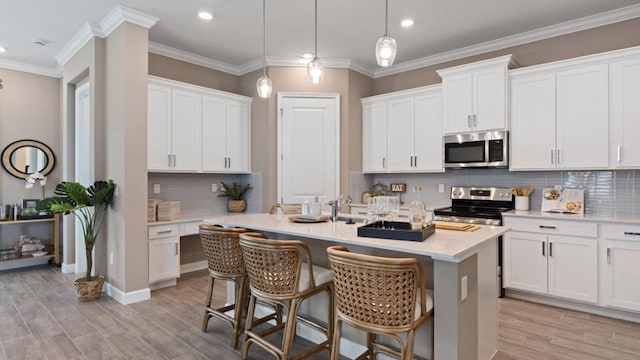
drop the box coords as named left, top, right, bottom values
left=218, top=181, right=252, bottom=212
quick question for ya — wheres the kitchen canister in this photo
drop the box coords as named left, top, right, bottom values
left=515, top=196, right=530, bottom=211
left=0, top=204, right=9, bottom=220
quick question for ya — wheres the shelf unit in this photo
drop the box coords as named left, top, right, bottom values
left=0, top=215, right=60, bottom=266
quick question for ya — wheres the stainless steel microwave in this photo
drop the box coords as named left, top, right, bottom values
left=444, top=131, right=508, bottom=168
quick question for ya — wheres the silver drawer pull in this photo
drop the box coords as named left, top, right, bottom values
left=539, top=225, right=556, bottom=229
left=157, top=230, right=173, bottom=234
left=542, top=242, right=545, bottom=256
left=624, top=232, right=640, bottom=236
left=397, top=214, right=409, bottom=218
left=607, top=248, right=611, bottom=264
left=549, top=242, right=553, bottom=257
left=357, top=211, right=367, bottom=215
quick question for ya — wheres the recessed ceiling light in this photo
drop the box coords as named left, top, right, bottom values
left=401, top=19, right=414, bottom=27
left=301, top=53, right=314, bottom=59
left=0, top=46, right=6, bottom=53
left=198, top=11, right=213, bottom=20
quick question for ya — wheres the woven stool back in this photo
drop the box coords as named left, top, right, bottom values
left=239, top=233, right=310, bottom=299
left=327, top=246, right=424, bottom=331
left=199, top=224, right=248, bottom=277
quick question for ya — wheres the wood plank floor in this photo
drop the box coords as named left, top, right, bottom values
left=1, top=265, right=640, bottom=359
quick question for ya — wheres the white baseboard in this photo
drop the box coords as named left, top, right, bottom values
left=105, top=281, right=151, bottom=305
left=61, top=262, right=75, bottom=274
left=180, top=260, right=208, bottom=274
left=149, top=278, right=177, bottom=290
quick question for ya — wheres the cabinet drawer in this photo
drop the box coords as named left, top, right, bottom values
left=149, top=224, right=180, bottom=239
left=601, top=223, right=640, bottom=241
left=180, top=221, right=203, bottom=236
left=504, top=217, right=597, bottom=238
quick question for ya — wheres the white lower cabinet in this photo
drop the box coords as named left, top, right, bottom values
left=503, top=217, right=598, bottom=303
left=148, top=224, right=180, bottom=283
left=601, top=224, right=640, bottom=312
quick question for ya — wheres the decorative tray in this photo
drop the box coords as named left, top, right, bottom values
left=20, top=214, right=54, bottom=220
left=357, top=221, right=435, bottom=242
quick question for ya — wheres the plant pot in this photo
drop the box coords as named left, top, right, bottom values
left=228, top=200, right=247, bottom=213
left=74, top=275, right=104, bottom=301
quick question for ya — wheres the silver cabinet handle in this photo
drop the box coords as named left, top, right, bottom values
left=410, top=156, right=414, bottom=167
left=557, top=149, right=562, bottom=164
left=157, top=230, right=172, bottom=234
left=550, top=150, right=555, bottom=164
left=382, top=157, right=386, bottom=169
left=397, top=214, right=409, bottom=218
left=542, top=242, right=545, bottom=256
left=607, top=248, right=611, bottom=264
left=228, top=157, right=231, bottom=168
left=618, top=146, right=622, bottom=163
left=539, top=225, right=557, bottom=229
left=172, top=154, right=176, bottom=167
left=624, top=232, right=640, bottom=236
left=414, top=156, right=418, bottom=167
left=473, top=114, right=478, bottom=128
left=549, top=242, right=553, bottom=257
left=168, top=154, right=172, bottom=167
left=467, top=115, right=471, bottom=128
left=175, top=243, right=179, bottom=256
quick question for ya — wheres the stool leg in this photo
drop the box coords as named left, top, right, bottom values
left=330, top=317, right=342, bottom=360
left=281, top=299, right=298, bottom=359
left=231, top=277, right=247, bottom=348
left=201, top=275, right=215, bottom=331
left=367, top=333, right=375, bottom=359
left=405, top=329, right=416, bottom=360
left=241, top=293, right=258, bottom=360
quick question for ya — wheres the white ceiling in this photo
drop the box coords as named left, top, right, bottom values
left=1, top=0, right=640, bottom=77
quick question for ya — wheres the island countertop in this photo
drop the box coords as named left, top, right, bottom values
left=205, top=213, right=508, bottom=263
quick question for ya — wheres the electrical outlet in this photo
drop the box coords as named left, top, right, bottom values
left=110, top=253, right=114, bottom=265
left=438, top=184, right=445, bottom=193
left=211, top=183, right=217, bottom=192
left=153, top=184, right=161, bottom=194
left=461, top=275, right=468, bottom=301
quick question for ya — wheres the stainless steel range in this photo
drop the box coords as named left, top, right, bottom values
left=434, top=186, right=515, bottom=297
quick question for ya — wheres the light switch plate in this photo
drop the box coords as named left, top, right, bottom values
left=153, top=184, right=161, bottom=194
left=438, top=184, right=445, bottom=193
left=211, top=183, right=217, bottom=192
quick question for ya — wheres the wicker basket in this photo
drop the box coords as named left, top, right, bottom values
left=74, top=276, right=104, bottom=301
left=147, top=199, right=162, bottom=222
left=157, top=201, right=181, bottom=221
left=227, top=200, right=246, bottom=213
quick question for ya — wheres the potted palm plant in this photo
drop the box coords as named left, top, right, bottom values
left=218, top=181, right=252, bottom=212
left=37, top=180, right=116, bottom=301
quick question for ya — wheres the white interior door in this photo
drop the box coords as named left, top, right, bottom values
left=75, top=81, right=94, bottom=275
left=278, top=94, right=339, bottom=206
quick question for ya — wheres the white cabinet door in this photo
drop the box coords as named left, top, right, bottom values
left=148, top=84, right=172, bottom=171
left=503, top=231, right=548, bottom=294
left=556, top=64, right=609, bottom=169
left=171, top=89, right=202, bottom=171
left=386, top=97, right=414, bottom=171
left=610, top=59, right=640, bottom=168
left=202, top=95, right=227, bottom=171
left=362, top=102, right=388, bottom=172
left=510, top=73, right=557, bottom=170
left=149, top=237, right=180, bottom=283
left=442, top=73, right=473, bottom=134
left=473, top=67, right=507, bottom=131
left=602, top=225, right=640, bottom=312
left=547, top=235, right=598, bottom=303
left=226, top=100, right=251, bottom=173
left=414, top=92, right=443, bottom=172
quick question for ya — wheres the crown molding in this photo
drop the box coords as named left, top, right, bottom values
left=0, top=58, right=62, bottom=78
left=149, top=42, right=241, bottom=75
left=373, top=3, right=640, bottom=78
left=101, top=5, right=159, bottom=37
left=55, top=22, right=104, bottom=66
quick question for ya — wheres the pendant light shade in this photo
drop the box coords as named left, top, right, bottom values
left=256, top=0, right=272, bottom=98
left=307, top=0, right=324, bottom=84
left=376, top=0, right=397, bottom=67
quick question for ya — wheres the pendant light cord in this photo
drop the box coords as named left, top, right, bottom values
left=384, top=0, right=389, bottom=36
left=262, top=0, right=267, bottom=76
left=314, top=0, right=318, bottom=58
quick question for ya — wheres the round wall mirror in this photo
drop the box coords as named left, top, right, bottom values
left=1, top=139, right=56, bottom=179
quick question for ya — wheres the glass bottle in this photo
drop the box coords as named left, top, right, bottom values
left=409, top=186, right=426, bottom=230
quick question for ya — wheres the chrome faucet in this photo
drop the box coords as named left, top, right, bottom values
left=329, top=194, right=352, bottom=222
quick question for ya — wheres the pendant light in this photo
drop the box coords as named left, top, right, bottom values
left=256, top=0, right=272, bottom=98
left=375, top=0, right=397, bottom=67
left=307, top=0, right=324, bottom=84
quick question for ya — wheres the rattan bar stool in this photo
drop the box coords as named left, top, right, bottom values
left=239, top=233, right=334, bottom=360
left=327, top=246, right=434, bottom=360
left=199, top=224, right=278, bottom=348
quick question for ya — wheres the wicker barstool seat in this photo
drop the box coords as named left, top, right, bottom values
left=199, top=224, right=277, bottom=348
left=239, top=233, right=334, bottom=360
left=327, top=246, right=434, bottom=360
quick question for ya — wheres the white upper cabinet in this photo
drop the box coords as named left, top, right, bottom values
left=438, top=55, right=514, bottom=134
left=510, top=64, right=609, bottom=170
left=148, top=76, right=252, bottom=173
left=362, top=85, right=443, bottom=173
left=610, top=57, right=640, bottom=168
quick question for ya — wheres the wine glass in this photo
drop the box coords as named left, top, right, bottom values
left=366, top=197, right=380, bottom=225
left=388, top=196, right=400, bottom=227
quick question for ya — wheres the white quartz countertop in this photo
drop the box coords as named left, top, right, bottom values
left=204, top=213, right=508, bottom=263
left=148, top=214, right=215, bottom=226
left=503, top=210, right=640, bottom=225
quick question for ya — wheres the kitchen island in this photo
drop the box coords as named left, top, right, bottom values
left=206, top=213, right=508, bottom=360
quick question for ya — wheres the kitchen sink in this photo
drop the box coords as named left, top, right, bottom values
left=336, top=216, right=365, bottom=224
